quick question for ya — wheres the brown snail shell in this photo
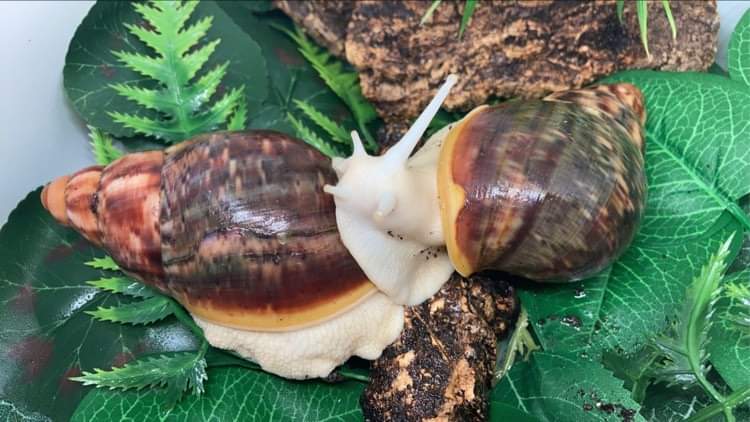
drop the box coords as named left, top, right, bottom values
left=42, top=131, right=376, bottom=331
left=438, top=83, right=647, bottom=281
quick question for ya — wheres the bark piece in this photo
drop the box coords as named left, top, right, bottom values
left=273, top=0, right=354, bottom=57
left=345, top=0, right=719, bottom=123
left=361, top=273, right=519, bottom=422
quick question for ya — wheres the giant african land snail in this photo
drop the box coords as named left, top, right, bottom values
left=41, top=76, right=646, bottom=379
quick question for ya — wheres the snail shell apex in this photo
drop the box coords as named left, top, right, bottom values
left=438, top=84, right=647, bottom=280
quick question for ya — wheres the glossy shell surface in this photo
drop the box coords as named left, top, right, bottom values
left=160, top=131, right=375, bottom=331
left=439, top=84, right=647, bottom=281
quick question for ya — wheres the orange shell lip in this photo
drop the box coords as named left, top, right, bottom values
left=177, top=280, right=378, bottom=332
left=41, top=175, right=71, bottom=226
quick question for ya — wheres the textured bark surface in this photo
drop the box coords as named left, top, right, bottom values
left=362, top=273, right=519, bottom=422
left=291, top=0, right=717, bottom=124
left=273, top=0, right=354, bottom=57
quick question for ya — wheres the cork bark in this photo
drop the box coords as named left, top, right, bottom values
left=361, top=274, right=519, bottom=422
left=273, top=0, right=354, bottom=57
left=276, top=0, right=719, bottom=124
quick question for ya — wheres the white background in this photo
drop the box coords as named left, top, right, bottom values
left=0, top=1, right=748, bottom=225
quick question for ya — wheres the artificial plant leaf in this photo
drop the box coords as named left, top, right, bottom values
left=491, top=352, right=644, bottom=422
left=638, top=384, right=715, bottom=422
left=277, top=25, right=378, bottom=151
left=88, top=127, right=123, bottom=165
left=0, top=189, right=199, bottom=421
left=63, top=1, right=268, bottom=141
left=87, top=276, right=157, bottom=299
left=650, top=236, right=734, bottom=389
left=71, top=351, right=207, bottom=405
left=86, top=296, right=173, bottom=326
left=71, top=367, right=365, bottom=421
left=707, top=271, right=750, bottom=391
left=520, top=216, right=741, bottom=358
left=84, top=256, right=119, bottom=271
left=215, top=3, right=375, bottom=155
left=728, top=9, right=750, bottom=86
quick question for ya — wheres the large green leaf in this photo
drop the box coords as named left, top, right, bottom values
left=521, top=70, right=750, bottom=358
left=0, top=189, right=199, bottom=421
left=729, top=9, right=750, bottom=86
left=707, top=271, right=750, bottom=391
left=491, top=352, right=644, bottom=422
left=63, top=1, right=268, bottom=139
left=71, top=367, right=364, bottom=421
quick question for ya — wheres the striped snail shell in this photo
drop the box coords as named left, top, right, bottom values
left=327, top=77, right=647, bottom=298
left=41, top=131, right=404, bottom=379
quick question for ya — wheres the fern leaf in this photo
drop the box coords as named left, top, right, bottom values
left=110, top=83, right=174, bottom=113
left=278, top=25, right=378, bottom=152
left=71, top=351, right=207, bottom=405
left=190, top=87, right=244, bottom=133
left=179, top=39, right=221, bottom=86
left=287, top=113, right=338, bottom=158
left=227, top=99, right=248, bottom=131
left=88, top=127, right=123, bottom=165
left=112, top=51, right=164, bottom=81
left=86, top=296, right=173, bottom=325
left=111, top=1, right=247, bottom=143
left=85, top=256, right=120, bottom=271
left=188, top=63, right=229, bottom=107
left=87, top=277, right=156, bottom=299
left=294, top=100, right=349, bottom=144
left=725, top=282, right=750, bottom=331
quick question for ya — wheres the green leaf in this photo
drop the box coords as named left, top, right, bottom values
left=729, top=9, right=750, bottom=86
left=87, top=276, right=156, bottom=298
left=294, top=99, right=350, bottom=144
left=724, top=281, right=750, bottom=330
left=106, top=2, right=247, bottom=142
left=71, top=367, right=365, bottom=421
left=88, top=126, right=123, bottom=165
left=71, top=351, right=207, bottom=405
left=616, top=0, right=625, bottom=23
left=286, top=113, right=338, bottom=158
left=491, top=352, right=644, bottom=422
left=277, top=25, right=378, bottom=152
left=661, top=0, right=677, bottom=40
left=86, top=296, right=173, bottom=326
left=458, top=0, right=477, bottom=39
left=638, top=384, right=714, bottom=421
left=0, top=189, right=199, bottom=420
left=708, top=271, right=750, bottom=391
left=84, top=256, right=120, bottom=271
left=226, top=98, right=248, bottom=131
left=64, top=1, right=268, bottom=142
left=636, top=0, right=649, bottom=56
left=420, top=0, right=443, bottom=25
left=651, top=236, right=733, bottom=396
left=495, top=307, right=539, bottom=382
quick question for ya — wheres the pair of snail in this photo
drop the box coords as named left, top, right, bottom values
left=42, top=76, right=646, bottom=379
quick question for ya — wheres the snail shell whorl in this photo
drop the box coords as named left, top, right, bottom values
left=439, top=84, right=647, bottom=281
left=160, top=131, right=375, bottom=331
left=96, top=151, right=165, bottom=286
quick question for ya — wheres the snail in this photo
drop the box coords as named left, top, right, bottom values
left=41, top=76, right=647, bottom=380
left=326, top=75, right=647, bottom=300
left=41, top=131, right=405, bottom=379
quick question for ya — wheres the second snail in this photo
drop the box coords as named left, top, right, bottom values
left=41, top=76, right=647, bottom=379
